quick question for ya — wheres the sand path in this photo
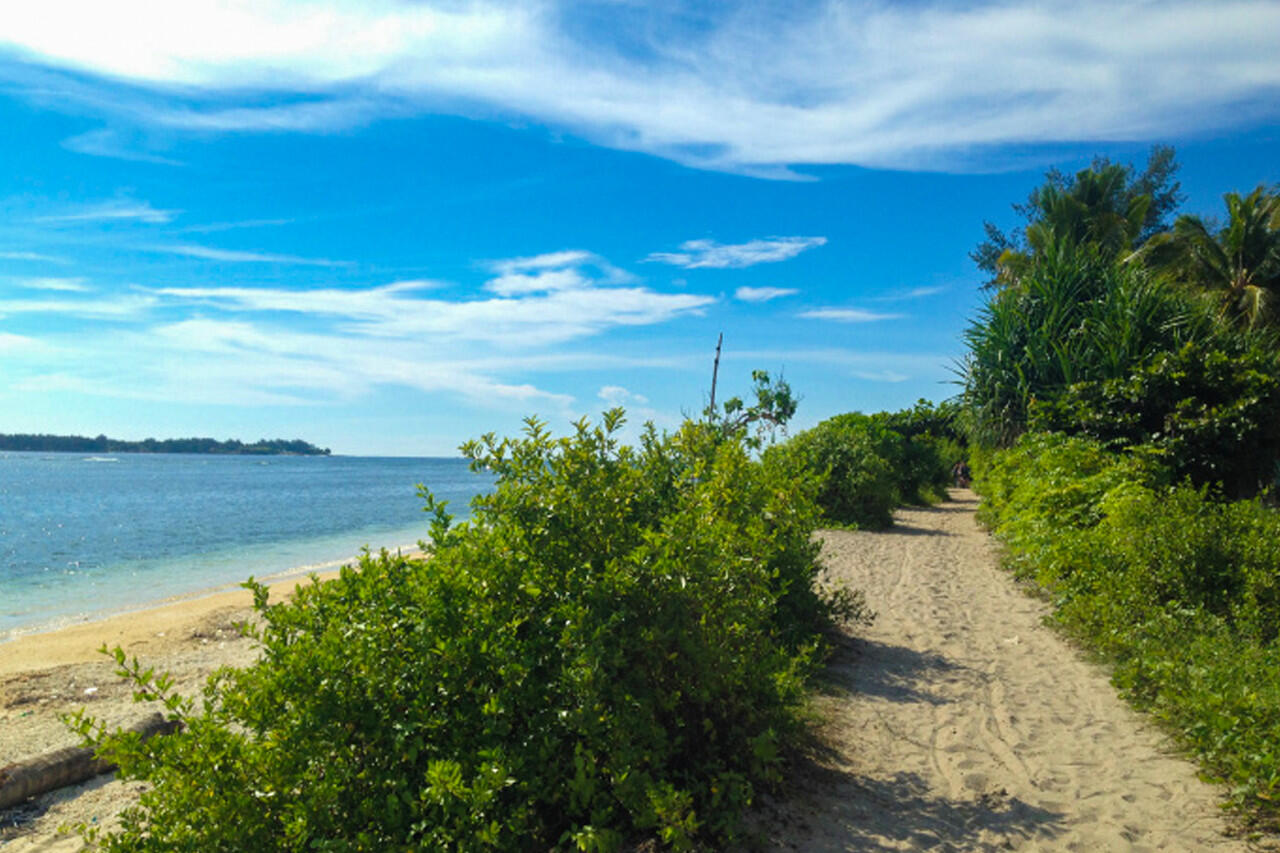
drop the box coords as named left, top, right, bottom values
left=766, top=490, right=1260, bottom=852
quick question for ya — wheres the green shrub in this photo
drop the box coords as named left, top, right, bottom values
left=70, top=412, right=865, bottom=851
left=770, top=418, right=898, bottom=529
left=1029, top=340, right=1280, bottom=498
left=974, top=432, right=1164, bottom=548
left=771, top=404, right=958, bottom=530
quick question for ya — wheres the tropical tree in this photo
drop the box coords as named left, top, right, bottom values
left=973, top=146, right=1182, bottom=288
left=1141, top=185, right=1280, bottom=329
left=961, top=240, right=1210, bottom=445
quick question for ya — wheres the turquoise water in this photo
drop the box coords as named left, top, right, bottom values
left=0, top=452, right=491, bottom=638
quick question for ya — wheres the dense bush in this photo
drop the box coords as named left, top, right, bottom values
left=769, top=418, right=898, bottom=529
left=977, top=439, right=1280, bottom=825
left=868, top=401, right=964, bottom=503
left=769, top=406, right=955, bottom=530
left=71, top=412, right=866, bottom=851
left=1029, top=340, right=1280, bottom=497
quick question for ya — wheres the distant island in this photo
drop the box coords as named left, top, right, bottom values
left=0, top=433, right=331, bottom=456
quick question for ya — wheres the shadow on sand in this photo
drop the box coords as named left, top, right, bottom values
left=752, top=762, right=1065, bottom=852
left=757, top=633, right=1065, bottom=850
left=818, top=637, right=966, bottom=707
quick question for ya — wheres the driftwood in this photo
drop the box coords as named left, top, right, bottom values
left=0, top=713, right=178, bottom=810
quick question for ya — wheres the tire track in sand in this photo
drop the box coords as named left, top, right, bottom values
left=765, top=490, right=1265, bottom=852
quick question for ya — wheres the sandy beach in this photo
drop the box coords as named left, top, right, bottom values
left=3, top=496, right=1274, bottom=850
left=0, top=570, right=346, bottom=850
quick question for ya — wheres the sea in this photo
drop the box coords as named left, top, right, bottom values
left=0, top=452, right=493, bottom=640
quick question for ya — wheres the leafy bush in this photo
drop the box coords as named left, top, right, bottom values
left=978, top=437, right=1280, bottom=826
left=771, top=405, right=957, bottom=530
left=1029, top=340, right=1280, bottom=497
left=71, top=412, right=866, bottom=851
left=770, top=418, right=899, bottom=529
left=867, top=401, right=963, bottom=504
left=974, top=431, right=1164, bottom=544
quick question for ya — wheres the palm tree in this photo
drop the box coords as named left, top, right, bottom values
left=1142, top=186, right=1280, bottom=329
left=995, top=164, right=1152, bottom=287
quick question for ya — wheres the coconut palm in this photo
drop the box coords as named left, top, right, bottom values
left=994, top=165, right=1153, bottom=287
left=1142, top=186, right=1280, bottom=329
left=975, top=147, right=1181, bottom=288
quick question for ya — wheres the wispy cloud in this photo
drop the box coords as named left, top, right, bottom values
left=873, top=285, right=947, bottom=302
left=798, top=307, right=903, bottom=322
left=647, top=237, right=826, bottom=269
left=594, top=384, right=680, bottom=433
left=734, top=286, right=798, bottom=303
left=2, top=2, right=1276, bottom=173
left=0, top=331, right=46, bottom=353
left=18, top=276, right=90, bottom=292
left=179, top=218, right=294, bottom=234
left=717, top=345, right=953, bottom=386
left=851, top=369, right=910, bottom=383
left=148, top=243, right=350, bottom=266
left=484, top=250, right=633, bottom=296
left=0, top=293, right=156, bottom=319
left=62, top=128, right=183, bottom=165
left=599, top=385, right=648, bottom=406
left=36, top=199, right=178, bottom=224
left=0, top=250, right=67, bottom=263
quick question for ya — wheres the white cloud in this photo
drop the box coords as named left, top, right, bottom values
left=598, top=385, right=648, bottom=406
left=153, top=251, right=713, bottom=347
left=485, top=267, right=591, bottom=297
left=145, top=318, right=577, bottom=408
left=798, top=307, right=903, bottom=322
left=180, top=217, right=294, bottom=234
left=18, top=276, right=90, bottom=292
left=734, top=286, right=798, bottom=302
left=0, top=331, right=46, bottom=353
left=484, top=251, right=634, bottom=295
left=647, top=237, right=826, bottom=269
left=2, top=2, right=1277, bottom=172
left=148, top=243, right=350, bottom=266
left=490, top=250, right=595, bottom=273
left=851, top=369, right=910, bottom=383
left=592, top=384, right=678, bottom=433
left=7, top=315, right=582, bottom=411
left=873, top=285, right=947, bottom=302
left=36, top=199, right=177, bottom=224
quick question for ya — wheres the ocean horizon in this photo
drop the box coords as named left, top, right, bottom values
left=0, top=451, right=493, bottom=640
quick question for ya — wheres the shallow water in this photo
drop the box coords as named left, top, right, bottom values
left=0, top=452, right=491, bottom=638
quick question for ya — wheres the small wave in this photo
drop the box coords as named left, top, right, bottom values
left=83, top=456, right=120, bottom=463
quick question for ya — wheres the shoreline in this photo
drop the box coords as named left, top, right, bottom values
left=1, top=534, right=429, bottom=647
left=0, top=569, right=338, bottom=679
left=0, top=548, right=421, bottom=679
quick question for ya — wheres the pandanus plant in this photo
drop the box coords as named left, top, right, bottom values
left=963, top=239, right=1207, bottom=446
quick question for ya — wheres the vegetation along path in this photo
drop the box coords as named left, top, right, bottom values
left=769, top=490, right=1258, bottom=852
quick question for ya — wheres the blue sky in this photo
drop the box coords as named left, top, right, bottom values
left=1, top=1, right=1278, bottom=455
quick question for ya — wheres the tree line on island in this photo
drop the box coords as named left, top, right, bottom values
left=0, top=433, right=330, bottom=455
